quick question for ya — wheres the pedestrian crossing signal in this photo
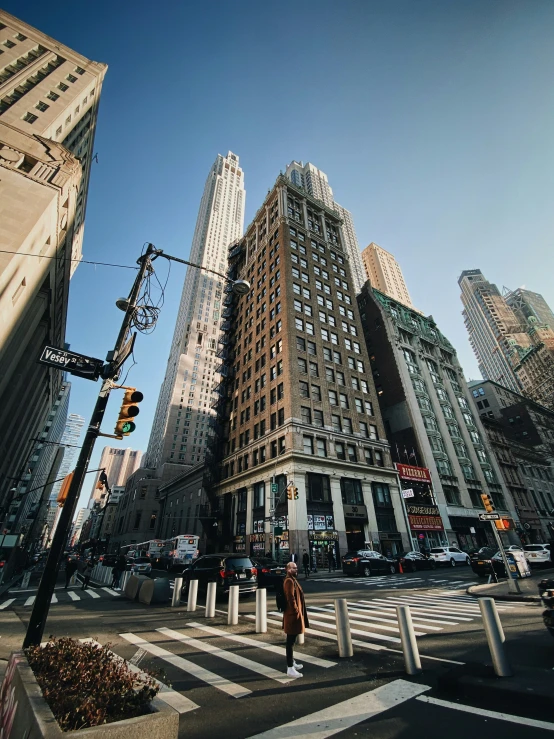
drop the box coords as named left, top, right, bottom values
left=495, top=518, right=514, bottom=530
left=114, top=387, right=143, bottom=437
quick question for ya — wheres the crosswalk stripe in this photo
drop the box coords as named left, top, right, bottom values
left=157, top=627, right=294, bottom=684
left=101, top=587, right=121, bottom=597
left=0, top=599, right=15, bottom=610
left=385, top=595, right=482, bottom=613
left=344, top=604, right=442, bottom=631
left=80, top=639, right=198, bottom=714
left=307, top=606, right=425, bottom=635
left=347, top=601, right=458, bottom=626
left=301, top=615, right=402, bottom=644
left=365, top=599, right=474, bottom=622
left=245, top=679, right=431, bottom=739
left=188, top=623, right=336, bottom=667
left=416, top=696, right=554, bottom=731
left=85, top=588, right=101, bottom=599
left=371, top=597, right=478, bottom=619
left=24, top=596, right=35, bottom=606
left=67, top=591, right=80, bottom=601
left=120, top=632, right=251, bottom=698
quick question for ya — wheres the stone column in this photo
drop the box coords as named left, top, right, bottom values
left=329, top=477, right=348, bottom=557
left=245, top=485, right=253, bottom=556
left=288, top=471, right=309, bottom=558
left=362, top=480, right=379, bottom=547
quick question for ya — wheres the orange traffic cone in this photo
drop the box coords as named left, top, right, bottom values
left=398, top=560, right=403, bottom=574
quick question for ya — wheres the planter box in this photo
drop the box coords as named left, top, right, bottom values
left=0, top=652, right=179, bottom=738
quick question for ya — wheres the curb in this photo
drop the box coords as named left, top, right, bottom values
left=466, top=583, right=540, bottom=602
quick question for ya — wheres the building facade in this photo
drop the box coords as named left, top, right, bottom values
left=89, top=447, right=143, bottom=504
left=146, top=152, right=245, bottom=470
left=361, top=242, right=416, bottom=310
left=49, top=412, right=84, bottom=504
left=285, top=161, right=365, bottom=294
left=358, top=284, right=518, bottom=551
left=468, top=379, right=554, bottom=542
left=504, top=287, right=554, bottom=330
left=211, top=176, right=409, bottom=565
left=0, top=10, right=106, bottom=522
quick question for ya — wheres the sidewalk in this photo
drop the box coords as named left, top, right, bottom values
left=466, top=567, right=554, bottom=602
left=299, top=569, right=344, bottom=580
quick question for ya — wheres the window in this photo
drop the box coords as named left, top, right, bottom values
left=316, top=438, right=327, bottom=457
left=335, top=442, right=346, bottom=460
left=323, top=347, right=332, bottom=362
left=326, top=367, right=335, bottom=382
left=313, top=409, right=324, bottom=427
left=47, top=91, right=59, bottom=101
left=75, top=66, right=86, bottom=75
left=364, top=448, right=374, bottom=465
left=341, top=478, right=363, bottom=505
left=297, top=336, right=306, bottom=352
left=35, top=101, right=49, bottom=112
left=351, top=377, right=360, bottom=391
left=298, top=357, right=307, bottom=374
left=329, top=389, right=338, bottom=406
left=307, top=473, right=331, bottom=502
left=23, top=112, right=38, bottom=123
left=311, top=384, right=322, bottom=401
left=359, top=420, right=369, bottom=436
left=66, top=73, right=78, bottom=83
left=365, top=400, right=374, bottom=415
left=347, top=444, right=357, bottom=462
left=300, top=381, right=309, bottom=398
left=277, top=383, right=284, bottom=399
left=295, top=317, right=304, bottom=331
left=306, top=321, right=314, bottom=335
left=307, top=340, right=317, bottom=355
left=336, top=371, right=345, bottom=386
left=369, top=424, right=378, bottom=440
left=253, top=482, right=265, bottom=508
left=339, top=393, right=349, bottom=409
left=332, top=414, right=342, bottom=432
left=343, top=417, right=353, bottom=434
left=372, top=482, right=392, bottom=506
left=303, top=436, right=314, bottom=454
left=374, top=450, right=384, bottom=467
left=58, top=82, right=69, bottom=92
left=309, top=361, right=318, bottom=377
left=301, top=406, right=312, bottom=424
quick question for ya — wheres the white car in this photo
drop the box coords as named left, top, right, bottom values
left=131, top=557, right=152, bottom=574
left=429, top=546, right=470, bottom=567
left=523, top=544, right=551, bottom=567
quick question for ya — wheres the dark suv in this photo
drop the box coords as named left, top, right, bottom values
left=342, top=549, right=397, bottom=576
left=183, top=554, right=258, bottom=597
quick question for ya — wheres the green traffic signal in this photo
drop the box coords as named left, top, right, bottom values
left=122, top=421, right=136, bottom=434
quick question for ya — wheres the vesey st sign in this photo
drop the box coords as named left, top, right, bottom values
left=39, top=346, right=104, bottom=381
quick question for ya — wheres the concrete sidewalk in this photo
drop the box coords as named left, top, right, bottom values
left=467, top=567, right=554, bottom=602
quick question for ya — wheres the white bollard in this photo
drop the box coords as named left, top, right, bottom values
left=335, top=598, right=353, bottom=657
left=255, top=588, right=267, bottom=633
left=228, top=585, right=239, bottom=625
left=205, top=581, right=217, bottom=618
left=297, top=633, right=305, bottom=645
left=396, top=605, right=422, bottom=675
left=187, top=579, right=198, bottom=612
left=120, top=571, right=130, bottom=591
left=479, top=597, right=512, bottom=677
left=104, top=567, right=111, bottom=585
left=172, top=577, right=183, bottom=607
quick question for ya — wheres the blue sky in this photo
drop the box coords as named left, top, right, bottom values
left=6, top=0, right=554, bottom=509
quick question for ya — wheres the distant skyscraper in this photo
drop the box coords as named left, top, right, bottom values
left=146, top=152, right=245, bottom=469
left=361, top=242, right=416, bottom=310
left=89, top=447, right=142, bottom=503
left=285, top=161, right=365, bottom=293
left=504, top=287, right=554, bottom=331
left=49, top=413, right=85, bottom=503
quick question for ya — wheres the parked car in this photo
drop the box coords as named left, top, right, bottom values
left=470, top=549, right=505, bottom=578
left=397, top=551, right=436, bottom=572
left=183, top=554, right=258, bottom=597
left=523, top=544, right=551, bottom=567
left=251, top=557, right=286, bottom=589
left=429, top=546, right=470, bottom=567
left=342, top=550, right=397, bottom=576
left=131, top=557, right=152, bottom=574
left=505, top=545, right=523, bottom=552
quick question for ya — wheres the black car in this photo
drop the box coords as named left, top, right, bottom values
left=470, top=548, right=505, bottom=578
left=251, top=558, right=286, bottom=589
left=397, top=551, right=436, bottom=573
left=183, top=554, right=258, bottom=597
left=101, top=555, right=117, bottom=567
left=342, top=549, right=397, bottom=576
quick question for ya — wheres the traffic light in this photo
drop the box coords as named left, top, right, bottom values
left=495, top=518, right=514, bottom=531
left=480, top=493, right=495, bottom=513
left=287, top=487, right=293, bottom=500
left=57, top=471, right=74, bottom=506
left=95, top=470, right=109, bottom=490
left=294, top=487, right=299, bottom=500
left=114, top=388, right=143, bottom=437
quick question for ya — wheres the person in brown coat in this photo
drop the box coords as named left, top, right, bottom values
left=282, top=561, right=309, bottom=678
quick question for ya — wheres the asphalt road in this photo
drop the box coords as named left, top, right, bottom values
left=2, top=566, right=552, bottom=739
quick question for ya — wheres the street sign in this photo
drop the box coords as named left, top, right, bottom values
left=271, top=484, right=278, bottom=494
left=479, top=512, right=500, bottom=521
left=402, top=488, right=414, bottom=499
left=39, top=345, right=104, bottom=381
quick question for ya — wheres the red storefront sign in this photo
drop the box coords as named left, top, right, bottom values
left=408, top=514, right=444, bottom=531
left=395, top=463, right=432, bottom=484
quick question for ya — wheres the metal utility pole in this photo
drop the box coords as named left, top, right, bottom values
left=23, top=245, right=156, bottom=647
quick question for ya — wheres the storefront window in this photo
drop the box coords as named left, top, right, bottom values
left=341, top=478, right=363, bottom=505
left=376, top=513, right=398, bottom=532
left=307, top=473, right=331, bottom=502
left=253, top=481, right=265, bottom=509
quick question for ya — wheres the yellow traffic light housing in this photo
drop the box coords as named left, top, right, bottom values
left=57, top=471, right=74, bottom=506
left=495, top=518, right=514, bottom=531
left=287, top=487, right=293, bottom=500
left=294, top=487, right=299, bottom=500
left=480, top=493, right=495, bottom=513
left=115, top=387, right=143, bottom=437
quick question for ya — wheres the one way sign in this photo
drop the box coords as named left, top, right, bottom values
left=39, top=345, right=104, bottom=381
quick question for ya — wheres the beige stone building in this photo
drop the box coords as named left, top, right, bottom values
left=0, top=11, right=106, bottom=524
left=361, top=242, right=416, bottom=310
left=210, top=177, right=409, bottom=564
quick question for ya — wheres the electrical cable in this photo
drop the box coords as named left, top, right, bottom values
left=0, top=249, right=138, bottom=270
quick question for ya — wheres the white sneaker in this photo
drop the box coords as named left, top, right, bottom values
left=286, top=667, right=303, bottom=678
left=293, top=661, right=303, bottom=670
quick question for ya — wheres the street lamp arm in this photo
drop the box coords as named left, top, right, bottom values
left=152, top=249, right=250, bottom=295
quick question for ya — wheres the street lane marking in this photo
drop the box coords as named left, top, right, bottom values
left=245, top=679, right=431, bottom=738
left=188, top=623, right=337, bottom=667
left=24, top=596, right=35, bottom=606
left=0, top=599, right=15, bottom=610
left=307, top=607, right=425, bottom=635
left=293, top=614, right=401, bottom=644
left=119, top=632, right=251, bottom=698
left=84, top=588, right=100, bottom=599
left=101, top=587, right=121, bottom=597
left=80, top=639, right=198, bottom=714
left=416, top=696, right=554, bottom=731
left=67, top=590, right=80, bottom=601
left=345, top=602, right=451, bottom=627
left=157, top=627, right=294, bottom=684
left=368, top=598, right=475, bottom=620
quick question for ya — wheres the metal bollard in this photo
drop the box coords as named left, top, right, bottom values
left=335, top=598, right=353, bottom=657
left=396, top=605, right=422, bottom=675
left=205, top=581, right=217, bottom=618
left=228, top=585, right=239, bottom=625
left=120, top=571, right=130, bottom=591
left=479, top=597, right=512, bottom=676
left=255, top=588, right=267, bottom=633
left=172, top=577, right=183, bottom=607
left=297, top=633, right=305, bottom=645
left=187, top=579, right=198, bottom=612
